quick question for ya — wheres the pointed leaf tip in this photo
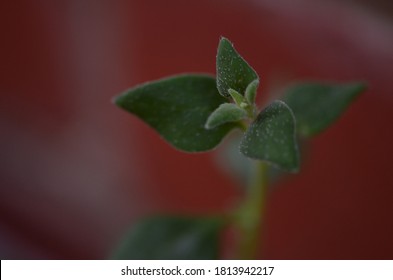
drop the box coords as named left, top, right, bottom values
left=240, top=100, right=300, bottom=172
left=114, top=74, right=236, bottom=152
left=282, top=82, right=366, bottom=137
left=228, top=88, right=246, bottom=106
left=216, top=37, right=259, bottom=98
left=245, top=79, right=259, bottom=104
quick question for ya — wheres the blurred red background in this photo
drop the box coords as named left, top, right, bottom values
left=1, top=0, right=393, bottom=259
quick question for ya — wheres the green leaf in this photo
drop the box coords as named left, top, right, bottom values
left=216, top=37, right=259, bottom=97
left=205, top=103, right=247, bottom=129
left=245, top=79, right=259, bottom=104
left=216, top=133, right=292, bottom=187
left=112, top=216, right=224, bottom=260
left=282, top=82, right=366, bottom=137
left=240, top=100, right=299, bottom=172
left=114, top=74, right=237, bottom=152
left=228, top=88, right=246, bottom=107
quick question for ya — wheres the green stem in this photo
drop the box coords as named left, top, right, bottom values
left=236, top=160, right=269, bottom=259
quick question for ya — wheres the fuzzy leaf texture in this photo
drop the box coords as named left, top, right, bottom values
left=216, top=37, right=259, bottom=97
left=114, top=75, right=236, bottom=152
left=240, top=100, right=300, bottom=172
left=112, top=216, right=223, bottom=260
left=282, top=82, right=366, bottom=137
left=228, top=89, right=246, bottom=107
left=245, top=79, right=259, bottom=104
left=205, top=103, right=247, bottom=129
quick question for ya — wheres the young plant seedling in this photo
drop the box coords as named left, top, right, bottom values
left=113, top=37, right=366, bottom=259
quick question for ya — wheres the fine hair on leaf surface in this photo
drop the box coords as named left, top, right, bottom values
left=240, top=100, right=300, bottom=172
left=112, top=36, right=366, bottom=260
left=216, top=37, right=259, bottom=97
left=114, top=74, right=236, bottom=152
